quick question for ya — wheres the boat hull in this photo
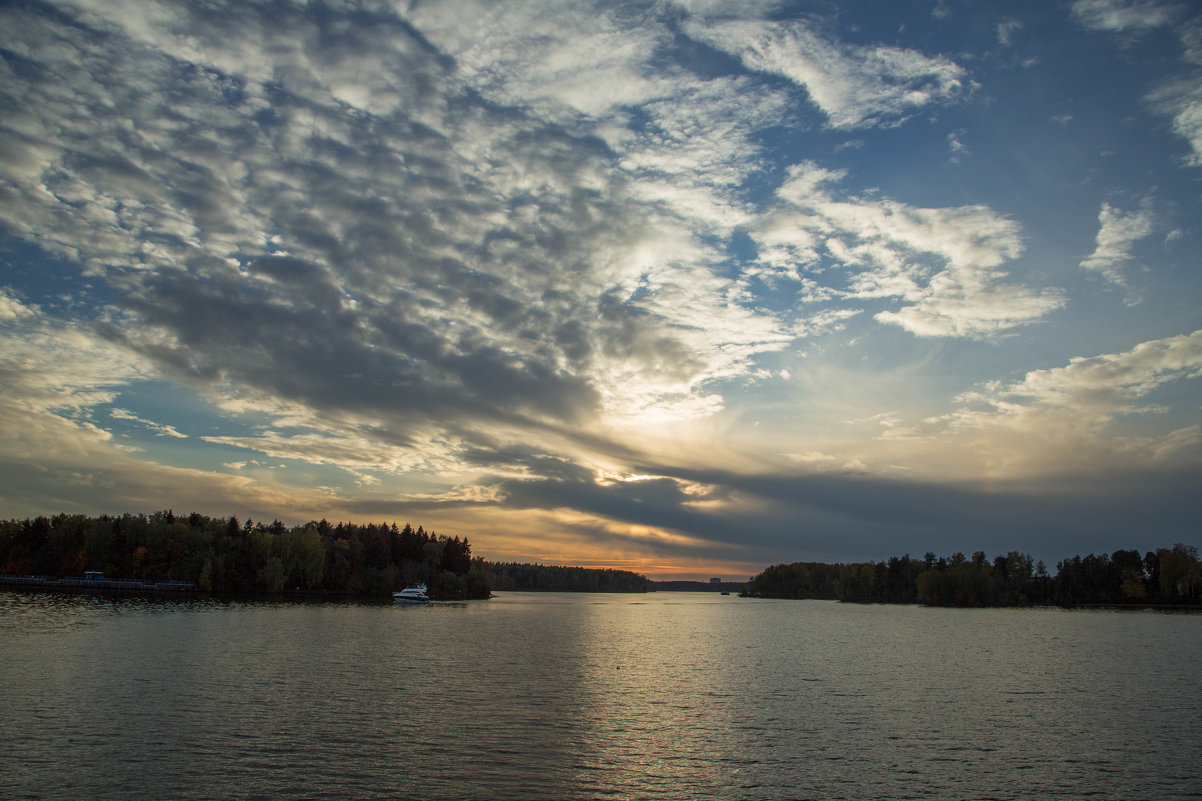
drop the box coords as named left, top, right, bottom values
left=392, top=583, right=431, bottom=604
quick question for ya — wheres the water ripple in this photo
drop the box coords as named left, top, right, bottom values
left=1, top=592, right=1201, bottom=799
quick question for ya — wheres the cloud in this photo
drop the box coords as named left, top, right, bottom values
left=0, top=1, right=805, bottom=463
left=201, top=426, right=475, bottom=484
left=966, top=329, right=1202, bottom=417
left=0, top=297, right=147, bottom=424
left=905, top=330, right=1202, bottom=477
left=684, top=18, right=967, bottom=129
left=753, top=162, right=1063, bottom=338
left=474, top=454, right=1202, bottom=566
left=1071, top=0, right=1184, bottom=32
left=0, top=288, right=38, bottom=321
left=1148, top=76, right=1202, bottom=166
left=0, top=289, right=319, bottom=518
left=109, top=408, right=187, bottom=438
left=997, top=19, right=1023, bottom=46
left=947, top=129, right=969, bottom=162
left=1071, top=0, right=1202, bottom=165
left=1079, top=199, right=1156, bottom=289
left=408, top=0, right=672, bottom=119
left=0, top=0, right=852, bottom=536
left=1, top=1, right=1199, bottom=574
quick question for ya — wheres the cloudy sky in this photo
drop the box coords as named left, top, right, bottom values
left=2, top=0, right=1200, bottom=578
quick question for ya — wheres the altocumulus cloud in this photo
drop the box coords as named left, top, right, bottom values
left=1, top=0, right=1200, bottom=575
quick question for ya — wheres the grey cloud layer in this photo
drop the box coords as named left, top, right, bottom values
left=0, top=0, right=1008, bottom=473
left=2, top=0, right=1198, bottom=568
left=484, top=457, right=1202, bottom=564
left=2, top=3, right=727, bottom=445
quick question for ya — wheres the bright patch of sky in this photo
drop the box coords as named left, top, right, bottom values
left=1, top=0, right=1199, bottom=577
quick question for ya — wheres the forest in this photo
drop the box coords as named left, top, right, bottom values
left=5, top=512, right=1199, bottom=607
left=744, top=545, right=1202, bottom=607
left=0, top=512, right=490, bottom=600
left=489, top=562, right=651, bottom=592
left=0, top=512, right=656, bottom=599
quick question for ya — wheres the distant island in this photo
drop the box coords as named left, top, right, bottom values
left=0, top=512, right=487, bottom=599
left=4, top=512, right=1198, bottom=608
left=653, top=579, right=745, bottom=593
left=490, top=562, right=651, bottom=593
left=0, top=512, right=652, bottom=600
left=743, top=546, right=1202, bottom=607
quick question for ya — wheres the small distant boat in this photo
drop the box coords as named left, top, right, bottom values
left=392, top=583, right=431, bottom=604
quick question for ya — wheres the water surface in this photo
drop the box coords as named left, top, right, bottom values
left=2, top=591, right=1200, bottom=799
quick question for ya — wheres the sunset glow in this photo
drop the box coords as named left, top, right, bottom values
left=2, top=0, right=1200, bottom=578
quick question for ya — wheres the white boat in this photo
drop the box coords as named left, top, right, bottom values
left=392, top=583, right=431, bottom=604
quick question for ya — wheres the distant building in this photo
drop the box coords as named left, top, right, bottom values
left=710, top=577, right=721, bottom=584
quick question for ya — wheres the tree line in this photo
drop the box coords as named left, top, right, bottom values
left=0, top=512, right=490, bottom=600
left=488, top=562, right=651, bottom=592
left=743, top=544, right=1202, bottom=607
left=0, top=511, right=658, bottom=599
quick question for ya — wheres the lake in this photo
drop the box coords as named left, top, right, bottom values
left=2, top=590, right=1200, bottom=800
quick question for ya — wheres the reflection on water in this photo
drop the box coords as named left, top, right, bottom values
left=2, top=590, right=1200, bottom=800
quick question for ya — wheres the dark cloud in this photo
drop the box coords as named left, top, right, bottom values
left=2, top=0, right=1200, bottom=575
left=0, top=1, right=660, bottom=439
left=484, top=462, right=1202, bottom=565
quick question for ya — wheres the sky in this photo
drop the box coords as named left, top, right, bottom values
left=1, top=0, right=1200, bottom=579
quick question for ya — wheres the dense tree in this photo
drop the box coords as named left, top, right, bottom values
left=0, top=513, right=488, bottom=600
left=742, top=561, right=843, bottom=599
left=488, top=563, right=651, bottom=592
left=1157, top=543, right=1202, bottom=602
left=440, top=536, right=472, bottom=575
left=5, top=513, right=1199, bottom=609
left=746, top=544, right=1197, bottom=608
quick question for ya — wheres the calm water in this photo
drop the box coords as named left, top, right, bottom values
left=2, top=591, right=1200, bottom=800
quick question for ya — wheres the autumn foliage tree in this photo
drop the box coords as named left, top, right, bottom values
left=746, top=545, right=1201, bottom=608
left=0, top=513, right=489, bottom=599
